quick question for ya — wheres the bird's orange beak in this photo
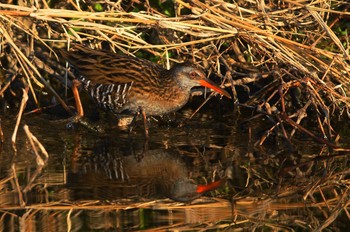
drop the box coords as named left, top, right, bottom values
left=199, top=79, right=231, bottom=99
left=196, top=178, right=227, bottom=194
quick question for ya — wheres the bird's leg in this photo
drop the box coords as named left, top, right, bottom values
left=67, top=80, right=105, bottom=133
left=72, top=79, right=84, bottom=118
left=128, top=110, right=140, bottom=134
left=128, top=106, right=149, bottom=139
left=67, top=79, right=84, bottom=129
left=140, top=107, right=149, bottom=139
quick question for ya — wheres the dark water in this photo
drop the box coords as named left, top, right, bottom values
left=0, top=103, right=349, bottom=231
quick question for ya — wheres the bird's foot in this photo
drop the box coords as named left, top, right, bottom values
left=128, top=106, right=150, bottom=140
left=66, top=115, right=106, bottom=133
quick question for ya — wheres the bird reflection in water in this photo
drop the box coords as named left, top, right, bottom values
left=68, top=140, right=227, bottom=202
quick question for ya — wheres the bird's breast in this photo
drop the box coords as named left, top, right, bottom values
left=122, top=86, right=190, bottom=116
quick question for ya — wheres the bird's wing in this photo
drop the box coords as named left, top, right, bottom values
left=60, top=44, right=164, bottom=86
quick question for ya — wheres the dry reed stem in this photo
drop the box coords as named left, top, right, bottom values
left=0, top=119, right=3, bottom=144
left=0, top=19, right=73, bottom=115
left=0, top=2, right=347, bottom=69
left=20, top=125, right=48, bottom=193
left=23, top=125, right=49, bottom=166
left=0, top=22, right=43, bottom=90
left=11, top=88, right=28, bottom=151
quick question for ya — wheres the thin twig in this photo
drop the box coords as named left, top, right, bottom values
left=11, top=88, right=28, bottom=151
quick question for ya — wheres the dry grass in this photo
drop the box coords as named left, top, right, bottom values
left=0, top=0, right=349, bottom=147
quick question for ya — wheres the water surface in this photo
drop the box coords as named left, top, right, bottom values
left=0, top=104, right=348, bottom=231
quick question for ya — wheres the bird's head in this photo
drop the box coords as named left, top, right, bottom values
left=171, top=64, right=231, bottom=99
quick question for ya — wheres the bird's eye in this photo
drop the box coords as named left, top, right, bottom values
left=189, top=71, right=197, bottom=78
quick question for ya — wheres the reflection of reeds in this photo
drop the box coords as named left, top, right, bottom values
left=0, top=142, right=348, bottom=230
left=0, top=195, right=348, bottom=230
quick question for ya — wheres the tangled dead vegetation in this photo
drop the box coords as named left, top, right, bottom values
left=1, top=1, right=350, bottom=230
left=0, top=0, right=349, bottom=146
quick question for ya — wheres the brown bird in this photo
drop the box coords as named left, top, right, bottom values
left=60, top=45, right=231, bottom=133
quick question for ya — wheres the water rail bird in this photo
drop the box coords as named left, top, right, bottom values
left=60, top=44, right=231, bottom=135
